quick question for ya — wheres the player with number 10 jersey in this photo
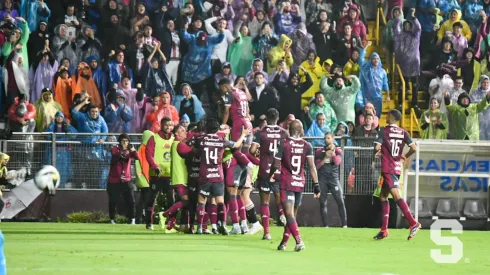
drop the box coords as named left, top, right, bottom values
left=222, top=86, right=253, bottom=142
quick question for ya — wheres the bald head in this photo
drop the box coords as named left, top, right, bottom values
left=289, top=120, right=303, bottom=137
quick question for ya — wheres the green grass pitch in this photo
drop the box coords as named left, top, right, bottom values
left=1, top=223, right=489, bottom=275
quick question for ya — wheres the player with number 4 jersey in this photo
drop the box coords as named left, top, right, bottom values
left=373, top=109, right=421, bottom=241
left=269, top=120, right=320, bottom=252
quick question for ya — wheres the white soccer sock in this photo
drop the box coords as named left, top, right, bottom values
left=212, top=224, right=217, bottom=230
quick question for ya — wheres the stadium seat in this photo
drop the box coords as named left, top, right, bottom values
left=463, top=199, right=487, bottom=220
left=408, top=198, right=432, bottom=218
left=435, top=199, right=460, bottom=219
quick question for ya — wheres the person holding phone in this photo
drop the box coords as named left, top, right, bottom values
left=107, top=133, right=139, bottom=225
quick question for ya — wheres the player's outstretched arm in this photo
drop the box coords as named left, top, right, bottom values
left=232, top=128, right=250, bottom=149
left=307, top=157, right=320, bottom=199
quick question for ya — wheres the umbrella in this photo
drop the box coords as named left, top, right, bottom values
left=0, top=180, right=42, bottom=219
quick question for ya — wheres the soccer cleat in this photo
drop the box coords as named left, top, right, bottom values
left=196, top=228, right=203, bottom=234
left=165, top=218, right=176, bottom=232
left=408, top=222, right=422, bottom=240
left=229, top=225, right=241, bottom=235
left=110, top=220, right=116, bottom=225
left=262, top=234, right=271, bottom=240
left=146, top=224, right=154, bottom=231
left=240, top=222, right=249, bottom=234
left=294, top=242, right=305, bottom=252
left=211, top=228, right=219, bottom=235
left=277, top=244, right=286, bottom=251
left=247, top=222, right=263, bottom=235
left=279, top=215, right=287, bottom=226
left=186, top=226, right=195, bottom=234
left=373, top=230, right=389, bottom=240
left=218, top=223, right=229, bottom=236
left=343, top=225, right=348, bottom=228
left=158, top=212, right=167, bottom=230
left=203, top=229, right=212, bottom=234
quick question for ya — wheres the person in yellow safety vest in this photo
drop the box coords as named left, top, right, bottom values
left=0, top=153, right=11, bottom=215
left=134, top=130, right=154, bottom=224
left=159, top=124, right=194, bottom=233
left=144, top=116, right=175, bottom=230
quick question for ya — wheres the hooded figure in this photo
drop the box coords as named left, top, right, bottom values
left=28, top=51, right=58, bottom=103
left=393, top=15, right=421, bottom=80
left=45, top=111, right=77, bottom=188
left=334, top=121, right=353, bottom=170
left=382, top=7, right=404, bottom=53
left=86, top=55, right=107, bottom=107
left=267, top=34, right=294, bottom=74
left=34, top=88, right=62, bottom=132
left=174, top=83, right=206, bottom=123
left=214, top=62, right=237, bottom=89
left=228, top=26, right=254, bottom=76
left=290, top=23, right=316, bottom=69
left=51, top=24, right=78, bottom=69
left=419, top=97, right=449, bottom=139
left=3, top=52, right=29, bottom=106
left=445, top=91, right=490, bottom=140
left=20, top=0, right=51, bottom=32
left=120, top=76, right=145, bottom=133
left=457, top=47, right=481, bottom=91
left=71, top=62, right=102, bottom=109
left=144, top=55, right=175, bottom=99
left=461, top=0, right=484, bottom=35
left=309, top=92, right=337, bottom=131
left=337, top=4, right=367, bottom=45
left=245, top=58, right=269, bottom=86
left=252, top=21, right=278, bottom=67
left=181, top=29, right=224, bottom=84
left=2, top=20, right=29, bottom=71
left=437, top=9, right=472, bottom=41
left=77, top=26, right=103, bottom=63
left=107, top=50, right=133, bottom=88
left=357, top=52, right=389, bottom=117
left=53, top=68, right=73, bottom=120
left=429, top=73, right=454, bottom=114
left=469, top=75, right=490, bottom=140
left=320, top=74, right=361, bottom=123
left=306, top=113, right=331, bottom=147
left=104, top=89, right=134, bottom=133
left=249, top=10, right=270, bottom=38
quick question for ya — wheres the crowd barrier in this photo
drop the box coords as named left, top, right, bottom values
left=1, top=133, right=379, bottom=195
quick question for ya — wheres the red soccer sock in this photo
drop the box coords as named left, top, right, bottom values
left=228, top=196, right=239, bottom=224
left=164, top=201, right=185, bottom=218
left=218, top=203, right=228, bottom=225
left=237, top=197, right=247, bottom=221
left=381, top=200, right=390, bottom=231
left=261, top=204, right=270, bottom=234
left=196, top=203, right=205, bottom=227
left=286, top=217, right=302, bottom=244
left=396, top=199, right=417, bottom=226
left=209, top=204, right=218, bottom=225
left=281, top=225, right=291, bottom=245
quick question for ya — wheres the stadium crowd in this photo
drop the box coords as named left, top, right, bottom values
left=1, top=0, right=490, bottom=239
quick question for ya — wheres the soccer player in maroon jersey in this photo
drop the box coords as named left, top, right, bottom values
left=218, top=78, right=262, bottom=234
left=269, top=120, right=320, bottom=252
left=249, top=108, right=289, bottom=240
left=195, top=118, right=249, bottom=235
left=373, top=109, right=421, bottom=240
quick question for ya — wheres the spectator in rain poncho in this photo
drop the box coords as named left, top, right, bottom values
left=86, top=55, right=108, bottom=107
left=469, top=75, right=490, bottom=140
left=419, top=97, right=449, bottom=139
left=0, top=0, right=19, bottom=22
left=248, top=10, right=270, bottom=38
left=34, top=88, right=62, bottom=132
left=104, top=89, right=134, bottom=133
left=309, top=92, right=337, bottom=131
left=289, top=23, right=315, bottom=70
left=252, top=21, right=278, bottom=69
left=51, top=24, right=78, bottom=71
left=268, top=59, right=290, bottom=83
left=2, top=19, right=29, bottom=71
left=273, top=1, right=301, bottom=36
left=382, top=6, right=403, bottom=73
left=461, top=0, right=483, bottom=36
left=214, top=62, right=237, bottom=89
left=143, top=48, right=174, bottom=99
left=267, top=34, right=294, bottom=74
left=429, top=72, right=454, bottom=114
left=77, top=26, right=103, bottom=65
left=8, top=94, right=36, bottom=132
left=474, top=16, right=490, bottom=59
left=306, top=113, right=332, bottom=147
left=107, top=50, right=133, bottom=88
left=228, top=25, right=254, bottom=77
left=457, top=48, right=481, bottom=92
left=444, top=91, right=490, bottom=140
left=20, top=0, right=50, bottom=32
left=272, top=69, right=312, bottom=122
left=437, top=9, right=471, bottom=42
left=393, top=10, right=421, bottom=111
left=337, top=4, right=367, bottom=46
left=120, top=76, right=145, bottom=133
left=145, top=91, right=179, bottom=131
left=45, top=111, right=77, bottom=187
left=356, top=52, right=388, bottom=118
left=179, top=114, right=190, bottom=129
left=320, top=74, right=360, bottom=123
left=29, top=49, right=58, bottom=103
left=437, top=0, right=461, bottom=21
left=71, top=62, right=102, bottom=109
left=358, top=103, right=379, bottom=129
left=3, top=51, right=29, bottom=107
left=53, top=67, right=73, bottom=120
left=245, top=58, right=269, bottom=87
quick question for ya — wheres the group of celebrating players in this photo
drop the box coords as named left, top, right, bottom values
left=139, top=77, right=422, bottom=252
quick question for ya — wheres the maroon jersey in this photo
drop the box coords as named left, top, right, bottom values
left=186, top=133, right=202, bottom=180
left=253, top=125, right=289, bottom=180
left=197, top=133, right=235, bottom=183
left=223, top=88, right=250, bottom=123
left=274, top=137, right=314, bottom=192
left=374, top=125, right=413, bottom=175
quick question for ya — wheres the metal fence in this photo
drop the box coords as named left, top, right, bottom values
left=1, top=133, right=378, bottom=195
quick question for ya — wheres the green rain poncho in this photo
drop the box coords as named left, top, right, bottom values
left=227, top=33, right=254, bottom=77
left=309, top=100, right=337, bottom=132
left=419, top=99, right=449, bottom=140
left=446, top=93, right=490, bottom=140
left=320, top=75, right=361, bottom=123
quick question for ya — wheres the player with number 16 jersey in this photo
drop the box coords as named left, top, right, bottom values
left=375, top=125, right=413, bottom=177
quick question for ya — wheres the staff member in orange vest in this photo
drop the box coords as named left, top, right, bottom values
left=145, top=116, right=175, bottom=230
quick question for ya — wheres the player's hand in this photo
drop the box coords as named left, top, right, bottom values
left=375, top=150, right=381, bottom=158
left=313, top=183, right=320, bottom=199
left=241, top=127, right=250, bottom=137
left=153, top=167, right=162, bottom=176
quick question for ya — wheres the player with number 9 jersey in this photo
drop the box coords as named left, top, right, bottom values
left=274, top=137, right=314, bottom=192
left=374, top=125, right=413, bottom=176
left=223, top=88, right=253, bottom=142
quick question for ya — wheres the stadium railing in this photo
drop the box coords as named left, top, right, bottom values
left=1, top=133, right=379, bottom=195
